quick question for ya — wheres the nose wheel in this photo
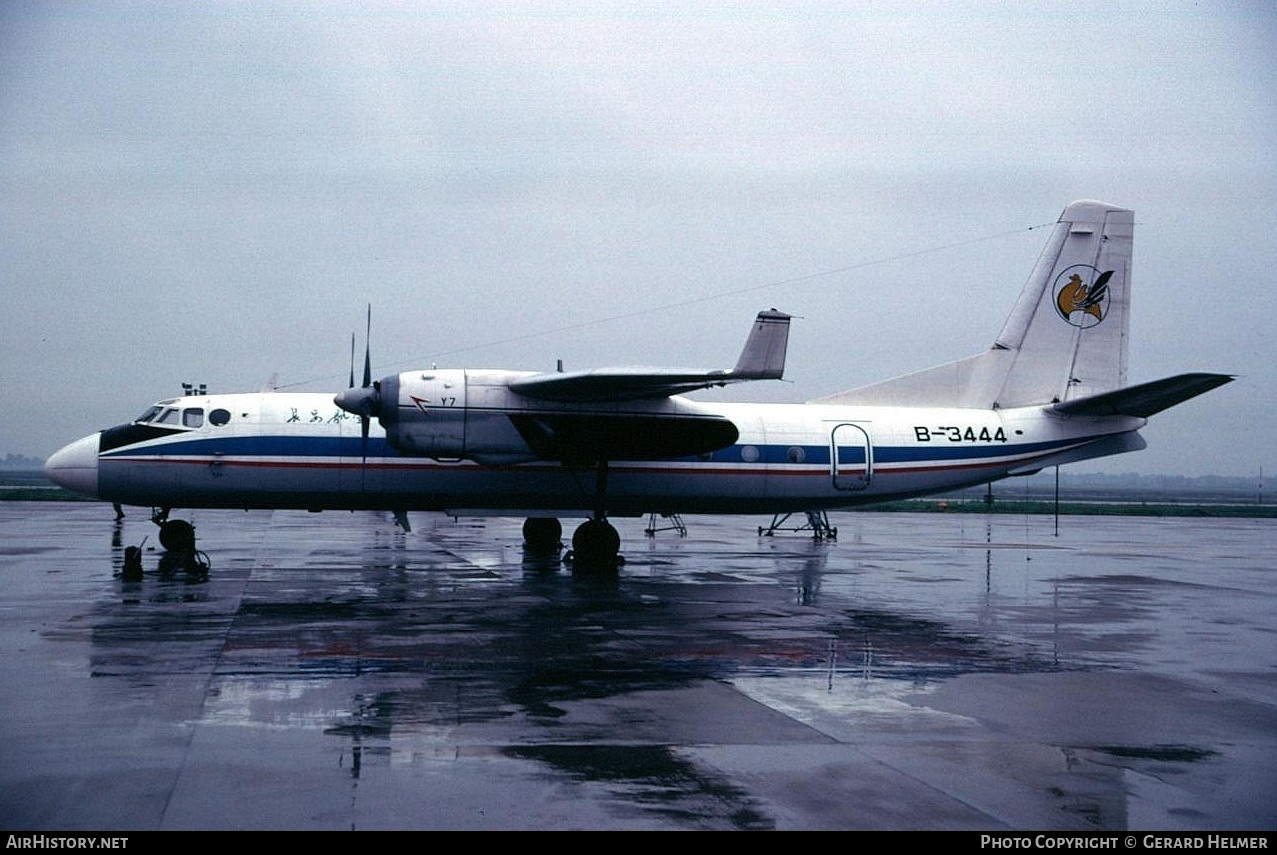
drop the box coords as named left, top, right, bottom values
left=143, top=508, right=210, bottom=576
left=151, top=508, right=196, bottom=552
left=156, top=517, right=197, bottom=552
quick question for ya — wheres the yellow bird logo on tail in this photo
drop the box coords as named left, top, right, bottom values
left=1054, top=268, right=1113, bottom=328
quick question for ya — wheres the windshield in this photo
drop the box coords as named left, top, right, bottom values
left=134, top=401, right=204, bottom=429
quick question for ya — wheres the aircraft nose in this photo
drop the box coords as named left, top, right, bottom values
left=44, top=433, right=101, bottom=498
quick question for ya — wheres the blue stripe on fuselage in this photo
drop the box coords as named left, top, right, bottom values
left=100, top=433, right=1077, bottom=467
left=100, top=434, right=395, bottom=458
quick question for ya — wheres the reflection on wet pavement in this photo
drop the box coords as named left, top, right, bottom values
left=1, top=504, right=1273, bottom=830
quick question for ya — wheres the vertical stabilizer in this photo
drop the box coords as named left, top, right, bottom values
left=992, top=199, right=1132, bottom=407
left=813, top=200, right=1134, bottom=409
left=732, top=309, right=792, bottom=379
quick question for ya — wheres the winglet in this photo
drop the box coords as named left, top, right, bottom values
left=732, top=309, right=791, bottom=380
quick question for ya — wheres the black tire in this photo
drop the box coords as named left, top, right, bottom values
left=159, top=519, right=196, bottom=552
left=571, top=518, right=620, bottom=569
left=522, top=517, right=563, bottom=553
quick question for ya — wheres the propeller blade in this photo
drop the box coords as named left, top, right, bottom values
left=362, top=304, right=372, bottom=389
left=362, top=305, right=371, bottom=447
left=349, top=332, right=355, bottom=390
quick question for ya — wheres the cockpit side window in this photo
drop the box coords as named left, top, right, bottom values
left=183, top=408, right=204, bottom=428
left=136, top=406, right=163, bottom=423
left=155, top=408, right=179, bottom=425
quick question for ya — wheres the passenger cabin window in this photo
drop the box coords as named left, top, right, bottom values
left=183, top=408, right=204, bottom=428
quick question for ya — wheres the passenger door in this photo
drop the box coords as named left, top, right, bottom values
left=830, top=423, right=873, bottom=491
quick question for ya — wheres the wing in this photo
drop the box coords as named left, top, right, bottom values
left=509, top=310, right=791, bottom=403
left=509, top=367, right=735, bottom=403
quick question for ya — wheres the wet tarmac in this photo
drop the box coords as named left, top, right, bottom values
left=1, top=502, right=1274, bottom=831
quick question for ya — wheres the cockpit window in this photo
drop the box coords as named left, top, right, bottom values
left=183, top=408, right=204, bottom=428
left=136, top=406, right=163, bottom=424
left=154, top=408, right=179, bottom=425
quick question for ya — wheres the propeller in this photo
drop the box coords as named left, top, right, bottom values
left=334, top=305, right=381, bottom=449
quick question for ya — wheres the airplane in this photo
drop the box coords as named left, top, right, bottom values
left=44, top=200, right=1233, bottom=569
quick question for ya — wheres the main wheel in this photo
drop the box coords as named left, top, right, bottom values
left=522, top=517, right=563, bottom=553
left=571, top=518, right=620, bottom=569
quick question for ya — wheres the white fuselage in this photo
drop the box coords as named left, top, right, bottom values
left=44, top=202, right=1226, bottom=531
left=46, top=390, right=1145, bottom=519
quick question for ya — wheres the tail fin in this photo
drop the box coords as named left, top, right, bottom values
left=732, top=308, right=792, bottom=379
left=993, top=200, right=1133, bottom=406
left=814, top=200, right=1134, bottom=408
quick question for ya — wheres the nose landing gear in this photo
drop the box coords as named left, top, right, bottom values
left=158, top=519, right=196, bottom=552
left=148, top=508, right=210, bottom=577
left=151, top=509, right=197, bottom=552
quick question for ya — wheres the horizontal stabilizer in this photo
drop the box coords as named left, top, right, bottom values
left=1050, top=373, right=1233, bottom=418
left=510, top=310, right=790, bottom=403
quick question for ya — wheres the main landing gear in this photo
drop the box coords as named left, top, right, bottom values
left=521, top=517, right=563, bottom=554
left=530, top=460, right=622, bottom=572
left=572, top=460, right=623, bottom=571
left=520, top=515, right=620, bottom=570
left=569, top=517, right=621, bottom=568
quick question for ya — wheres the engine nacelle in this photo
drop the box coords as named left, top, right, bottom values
left=372, top=369, right=740, bottom=465
left=378, top=369, right=540, bottom=464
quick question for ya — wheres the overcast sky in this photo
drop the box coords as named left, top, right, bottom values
left=2, top=1, right=1274, bottom=477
